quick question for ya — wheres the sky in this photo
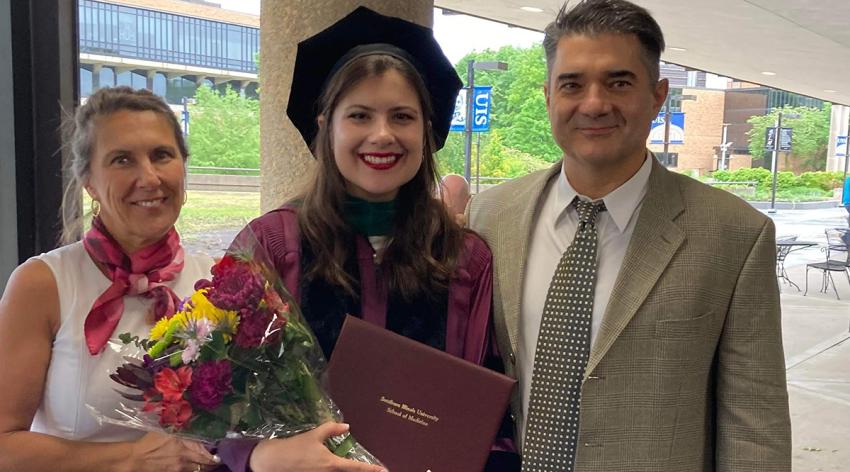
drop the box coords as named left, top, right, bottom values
left=432, top=9, right=543, bottom=64
left=217, top=1, right=543, bottom=65
left=216, top=1, right=728, bottom=88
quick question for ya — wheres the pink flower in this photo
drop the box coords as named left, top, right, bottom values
left=182, top=339, right=201, bottom=364
left=207, top=256, right=265, bottom=311
left=189, top=360, right=232, bottom=411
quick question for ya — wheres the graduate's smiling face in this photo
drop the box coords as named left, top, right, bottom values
left=327, top=69, right=425, bottom=202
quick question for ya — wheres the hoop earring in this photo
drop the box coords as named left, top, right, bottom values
left=91, top=200, right=101, bottom=218
left=183, top=191, right=188, bottom=206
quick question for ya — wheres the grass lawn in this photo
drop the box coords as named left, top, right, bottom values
left=82, top=190, right=261, bottom=241
left=177, top=190, right=260, bottom=237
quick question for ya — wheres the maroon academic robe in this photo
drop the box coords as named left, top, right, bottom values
left=218, top=205, right=502, bottom=471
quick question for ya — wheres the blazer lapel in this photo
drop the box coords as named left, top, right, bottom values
left=495, top=162, right=562, bottom=356
left=586, top=159, right=685, bottom=377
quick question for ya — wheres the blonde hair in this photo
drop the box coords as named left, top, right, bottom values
left=59, top=87, right=188, bottom=244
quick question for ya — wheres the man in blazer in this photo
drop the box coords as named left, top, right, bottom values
left=467, top=1, right=791, bottom=470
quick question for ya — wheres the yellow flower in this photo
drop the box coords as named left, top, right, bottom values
left=182, top=289, right=239, bottom=340
left=149, top=316, right=171, bottom=341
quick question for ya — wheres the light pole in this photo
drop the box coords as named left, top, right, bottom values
left=464, top=60, right=507, bottom=182
left=842, top=117, right=849, bottom=211
left=768, top=111, right=800, bottom=213
left=181, top=97, right=196, bottom=136
left=719, top=123, right=732, bottom=170
left=661, top=93, right=696, bottom=164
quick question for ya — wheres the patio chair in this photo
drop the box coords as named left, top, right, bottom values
left=775, top=235, right=798, bottom=287
left=804, top=228, right=850, bottom=299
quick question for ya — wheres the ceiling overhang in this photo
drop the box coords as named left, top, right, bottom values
left=435, top=0, right=850, bottom=106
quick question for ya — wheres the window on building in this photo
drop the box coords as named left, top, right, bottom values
left=656, top=152, right=678, bottom=168
left=80, top=67, right=93, bottom=97
left=99, top=66, right=115, bottom=87
left=165, top=76, right=197, bottom=104
left=153, top=72, right=167, bottom=97
left=118, top=10, right=137, bottom=46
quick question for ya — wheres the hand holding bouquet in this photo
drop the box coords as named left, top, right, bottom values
left=92, top=231, right=378, bottom=465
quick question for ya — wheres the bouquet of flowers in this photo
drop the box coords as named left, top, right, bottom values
left=91, top=229, right=379, bottom=464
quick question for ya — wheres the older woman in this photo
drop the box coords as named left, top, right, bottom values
left=0, top=87, right=220, bottom=472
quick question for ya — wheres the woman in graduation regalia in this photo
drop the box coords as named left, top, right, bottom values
left=233, top=8, right=520, bottom=471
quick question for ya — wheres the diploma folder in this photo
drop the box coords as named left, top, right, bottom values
left=326, top=315, right=516, bottom=472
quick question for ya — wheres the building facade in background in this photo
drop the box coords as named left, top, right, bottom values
left=77, top=0, right=845, bottom=177
left=79, top=0, right=259, bottom=104
left=646, top=76, right=837, bottom=176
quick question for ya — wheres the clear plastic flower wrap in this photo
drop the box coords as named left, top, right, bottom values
left=88, top=227, right=381, bottom=465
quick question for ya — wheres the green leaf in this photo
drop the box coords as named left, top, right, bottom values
left=188, top=410, right=230, bottom=439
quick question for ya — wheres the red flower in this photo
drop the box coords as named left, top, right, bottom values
left=142, top=369, right=194, bottom=430
left=213, top=255, right=237, bottom=273
left=159, top=398, right=193, bottom=429
left=153, top=366, right=192, bottom=402
left=207, top=256, right=265, bottom=311
left=142, top=389, right=161, bottom=413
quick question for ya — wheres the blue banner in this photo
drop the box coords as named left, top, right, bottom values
left=649, top=112, right=685, bottom=144
left=450, top=86, right=492, bottom=132
left=837, top=136, right=847, bottom=157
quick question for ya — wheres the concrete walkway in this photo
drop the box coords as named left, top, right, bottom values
left=778, top=246, right=849, bottom=471
left=781, top=297, right=849, bottom=471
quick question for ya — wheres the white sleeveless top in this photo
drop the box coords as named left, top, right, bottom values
left=29, top=242, right=213, bottom=442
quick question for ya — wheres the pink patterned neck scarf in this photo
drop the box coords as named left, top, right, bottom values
left=82, top=217, right=185, bottom=355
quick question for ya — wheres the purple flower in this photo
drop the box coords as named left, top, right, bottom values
left=189, top=360, right=232, bottom=411
left=207, top=256, right=265, bottom=311
left=176, top=295, right=194, bottom=312
left=234, top=307, right=273, bottom=349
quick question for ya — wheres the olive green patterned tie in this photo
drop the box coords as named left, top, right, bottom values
left=522, top=198, right=605, bottom=472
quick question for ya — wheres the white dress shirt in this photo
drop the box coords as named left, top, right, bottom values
left=517, top=154, right=652, bottom=439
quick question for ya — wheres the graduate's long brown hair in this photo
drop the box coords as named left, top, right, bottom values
left=295, top=54, right=465, bottom=301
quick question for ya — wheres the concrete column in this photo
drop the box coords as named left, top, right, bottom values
left=259, top=0, right=433, bottom=212
left=827, top=104, right=849, bottom=173
left=145, top=69, right=157, bottom=91
left=92, top=64, right=102, bottom=91
left=239, top=80, right=251, bottom=97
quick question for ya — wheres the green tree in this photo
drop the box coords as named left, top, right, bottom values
left=187, top=85, right=260, bottom=170
left=436, top=132, right=467, bottom=176
left=477, top=130, right=551, bottom=177
left=454, top=45, right=561, bottom=161
left=437, top=43, right=562, bottom=179
left=747, top=104, right=831, bottom=171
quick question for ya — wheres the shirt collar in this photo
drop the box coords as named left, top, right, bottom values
left=553, top=151, right=652, bottom=233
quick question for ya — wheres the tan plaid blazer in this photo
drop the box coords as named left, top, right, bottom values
left=468, top=158, right=791, bottom=471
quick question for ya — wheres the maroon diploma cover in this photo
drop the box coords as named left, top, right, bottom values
left=326, top=315, right=516, bottom=472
